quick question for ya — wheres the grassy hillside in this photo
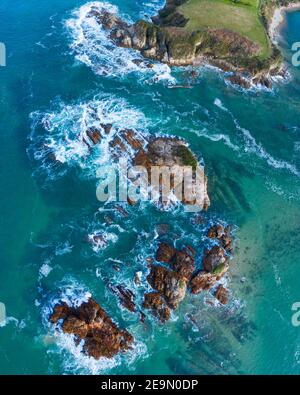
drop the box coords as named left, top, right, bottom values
left=178, top=0, right=271, bottom=57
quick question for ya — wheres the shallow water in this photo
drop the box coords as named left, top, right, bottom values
left=0, top=1, right=300, bottom=374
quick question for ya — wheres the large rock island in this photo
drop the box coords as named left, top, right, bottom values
left=87, top=0, right=300, bottom=87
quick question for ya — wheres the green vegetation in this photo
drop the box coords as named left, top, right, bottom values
left=175, top=145, right=198, bottom=169
left=178, top=0, right=271, bottom=57
left=212, top=262, right=226, bottom=275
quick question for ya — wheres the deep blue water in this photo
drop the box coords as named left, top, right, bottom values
left=0, top=0, right=300, bottom=374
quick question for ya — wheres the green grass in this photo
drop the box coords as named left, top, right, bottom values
left=178, top=0, right=271, bottom=58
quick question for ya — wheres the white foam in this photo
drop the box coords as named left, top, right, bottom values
left=29, top=94, right=148, bottom=179
left=88, top=230, right=118, bottom=252
left=65, top=2, right=175, bottom=84
left=213, top=98, right=300, bottom=178
left=39, top=263, right=53, bottom=278
left=43, top=279, right=147, bottom=374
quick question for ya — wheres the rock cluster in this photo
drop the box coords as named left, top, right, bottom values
left=49, top=298, right=133, bottom=359
left=143, top=224, right=233, bottom=321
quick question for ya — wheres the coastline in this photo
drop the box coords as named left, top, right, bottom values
left=269, top=3, right=300, bottom=44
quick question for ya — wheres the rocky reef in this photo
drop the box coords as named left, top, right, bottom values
left=49, top=298, right=134, bottom=359
left=143, top=223, right=233, bottom=322
left=83, top=1, right=298, bottom=88
left=74, top=120, right=210, bottom=210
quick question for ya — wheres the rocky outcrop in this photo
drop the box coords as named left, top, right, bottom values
left=108, top=284, right=136, bottom=313
left=85, top=124, right=210, bottom=210
left=189, top=223, right=233, bottom=295
left=86, top=2, right=289, bottom=88
left=147, top=264, right=187, bottom=309
left=214, top=285, right=229, bottom=305
left=143, top=292, right=171, bottom=322
left=49, top=298, right=133, bottom=359
left=133, top=137, right=210, bottom=210
left=144, top=225, right=233, bottom=320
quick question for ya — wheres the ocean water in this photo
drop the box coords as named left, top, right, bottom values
left=0, top=0, right=300, bottom=374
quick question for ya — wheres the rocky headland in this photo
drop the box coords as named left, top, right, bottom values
left=86, top=0, right=300, bottom=88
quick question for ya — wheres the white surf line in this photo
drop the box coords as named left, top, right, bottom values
left=269, top=2, right=300, bottom=44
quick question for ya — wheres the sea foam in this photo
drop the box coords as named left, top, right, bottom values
left=65, top=2, right=175, bottom=84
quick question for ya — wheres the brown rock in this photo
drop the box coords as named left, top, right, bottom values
left=109, top=284, right=136, bottom=313
left=215, top=285, right=229, bottom=305
left=143, top=292, right=171, bottom=322
left=86, top=127, right=102, bottom=145
left=203, top=245, right=227, bottom=273
left=156, top=243, right=176, bottom=263
left=49, top=303, right=71, bottom=324
left=147, top=265, right=187, bottom=309
left=49, top=298, right=133, bottom=360
left=171, top=249, right=195, bottom=281
left=189, top=265, right=228, bottom=294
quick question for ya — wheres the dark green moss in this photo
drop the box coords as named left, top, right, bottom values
left=175, top=145, right=198, bottom=169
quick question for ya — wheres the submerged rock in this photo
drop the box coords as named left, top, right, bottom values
left=49, top=298, right=133, bottom=359
left=109, top=284, right=136, bottom=313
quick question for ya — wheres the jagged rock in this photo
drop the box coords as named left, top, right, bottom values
left=143, top=292, right=171, bottom=322
left=207, top=224, right=233, bottom=253
left=189, top=265, right=228, bottom=294
left=156, top=243, right=195, bottom=280
left=86, top=127, right=102, bottom=145
left=147, top=265, right=187, bottom=309
left=49, top=298, right=133, bottom=359
left=171, top=248, right=195, bottom=281
left=156, top=243, right=176, bottom=263
left=109, top=284, right=136, bottom=312
left=203, top=245, right=228, bottom=273
left=215, top=285, right=229, bottom=305
left=227, top=74, right=252, bottom=89
left=100, top=123, right=113, bottom=134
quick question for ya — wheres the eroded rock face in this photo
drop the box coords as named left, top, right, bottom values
left=143, top=292, right=171, bottom=322
left=49, top=298, right=133, bottom=359
left=147, top=264, right=187, bottom=309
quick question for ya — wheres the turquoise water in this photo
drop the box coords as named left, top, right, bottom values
left=0, top=0, right=299, bottom=374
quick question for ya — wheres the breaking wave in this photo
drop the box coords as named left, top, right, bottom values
left=28, top=94, right=148, bottom=180
left=65, top=2, right=175, bottom=84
